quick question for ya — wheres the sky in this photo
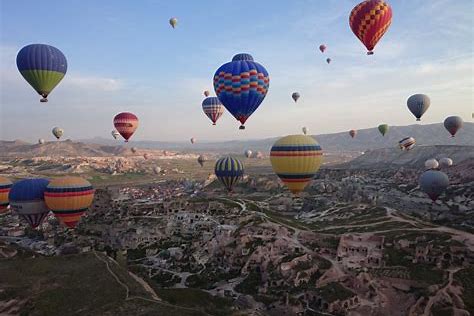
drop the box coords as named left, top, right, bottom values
left=0, top=0, right=472, bottom=143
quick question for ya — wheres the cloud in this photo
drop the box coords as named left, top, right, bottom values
left=65, top=75, right=122, bottom=92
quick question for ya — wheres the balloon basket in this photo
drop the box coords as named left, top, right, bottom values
left=40, top=98, right=48, bottom=103
left=367, top=51, right=374, bottom=55
left=239, top=125, right=245, bottom=130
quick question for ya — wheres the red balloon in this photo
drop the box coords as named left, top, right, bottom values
left=349, top=0, right=393, bottom=55
left=113, top=112, right=139, bottom=142
left=349, top=129, right=357, bottom=138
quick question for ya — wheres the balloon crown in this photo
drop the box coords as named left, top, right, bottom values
left=232, top=53, right=254, bottom=61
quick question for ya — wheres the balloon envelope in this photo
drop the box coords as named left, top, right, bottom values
left=45, top=177, right=94, bottom=228
left=111, top=130, right=120, bottom=139
left=114, top=112, right=139, bottom=142
left=302, top=127, right=308, bottom=135
left=326, top=58, right=331, bottom=64
left=270, top=135, right=323, bottom=194
left=292, top=92, right=300, bottom=103
left=349, top=130, right=357, bottom=138
left=198, top=155, right=206, bottom=167
left=245, top=150, right=252, bottom=158
left=214, top=157, right=244, bottom=192
left=204, top=90, right=210, bottom=97
left=419, top=170, right=449, bottom=201
left=202, top=97, right=225, bottom=125
left=16, top=44, right=67, bottom=102
left=38, top=138, right=45, bottom=145
left=378, top=124, right=389, bottom=136
left=439, top=158, right=453, bottom=168
left=52, top=127, right=64, bottom=140
left=399, top=137, right=416, bottom=151
left=443, top=116, right=463, bottom=137
left=131, top=147, right=138, bottom=154
left=0, top=177, right=12, bottom=214
left=424, top=159, right=439, bottom=170
left=349, top=0, right=393, bottom=54
left=407, top=94, right=430, bottom=121
left=213, top=53, right=270, bottom=129
left=190, top=137, right=196, bottom=144
left=9, top=178, right=50, bottom=228
left=154, top=166, right=162, bottom=174
left=319, top=44, right=326, bottom=53
left=169, top=17, right=178, bottom=28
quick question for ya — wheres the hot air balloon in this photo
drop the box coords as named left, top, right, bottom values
left=38, top=138, right=45, bottom=145
left=143, top=153, right=150, bottom=160
left=214, top=157, right=244, bottom=192
left=302, top=127, right=308, bottom=135
left=114, top=112, right=138, bottom=142
left=169, top=17, right=178, bottom=28
left=270, top=135, right=323, bottom=194
left=439, top=158, right=453, bottom=168
left=256, top=151, right=264, bottom=159
left=16, top=44, right=67, bottom=102
left=111, top=130, right=120, bottom=139
left=349, top=130, right=357, bottom=138
left=319, top=44, right=326, bottom=53
left=197, top=155, right=206, bottom=167
left=424, top=159, right=439, bottom=170
left=44, top=177, right=95, bottom=228
left=326, top=58, right=331, bottom=64
left=292, top=92, right=300, bottom=103
left=52, top=127, right=63, bottom=140
left=245, top=150, right=252, bottom=158
left=378, top=124, right=389, bottom=136
left=349, top=0, right=393, bottom=55
left=9, top=178, right=50, bottom=228
left=202, top=97, right=225, bottom=125
left=214, top=53, right=270, bottom=130
left=204, top=90, right=210, bottom=97
left=419, top=170, right=449, bottom=202
left=399, top=137, right=416, bottom=151
left=154, top=166, right=162, bottom=174
left=131, top=147, right=138, bottom=154
left=0, top=177, right=12, bottom=214
left=190, top=137, right=196, bottom=144
left=444, top=116, right=463, bottom=137
left=407, top=94, right=430, bottom=121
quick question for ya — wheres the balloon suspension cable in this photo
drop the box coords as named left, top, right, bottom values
left=239, top=125, right=245, bottom=130
left=367, top=51, right=374, bottom=55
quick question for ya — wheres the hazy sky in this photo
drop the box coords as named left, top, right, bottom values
left=1, top=0, right=472, bottom=142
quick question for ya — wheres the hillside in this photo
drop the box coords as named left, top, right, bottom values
left=81, top=122, right=474, bottom=153
left=0, top=248, right=236, bottom=316
left=338, top=145, right=474, bottom=169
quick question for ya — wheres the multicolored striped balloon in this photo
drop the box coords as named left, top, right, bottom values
left=16, top=44, right=67, bottom=102
left=214, top=156, right=244, bottom=192
left=202, top=97, right=225, bottom=125
left=9, top=178, right=50, bottom=228
left=349, top=0, right=393, bottom=55
left=45, top=177, right=95, bottom=229
left=0, top=177, right=12, bottom=214
left=213, top=53, right=270, bottom=130
left=113, top=112, right=139, bottom=142
left=399, top=137, right=416, bottom=151
left=270, top=135, right=323, bottom=194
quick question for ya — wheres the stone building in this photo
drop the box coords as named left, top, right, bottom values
left=337, top=234, right=384, bottom=270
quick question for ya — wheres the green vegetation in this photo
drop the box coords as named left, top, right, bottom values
left=156, top=288, right=235, bottom=316
left=235, top=270, right=262, bottom=295
left=409, top=264, right=445, bottom=286
left=384, top=246, right=412, bottom=266
left=316, top=282, right=354, bottom=303
left=0, top=252, right=210, bottom=315
left=454, top=266, right=474, bottom=314
left=186, top=267, right=240, bottom=290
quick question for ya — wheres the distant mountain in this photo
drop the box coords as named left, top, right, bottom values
left=0, top=139, right=128, bottom=157
left=81, top=122, right=474, bottom=153
left=339, top=145, right=474, bottom=169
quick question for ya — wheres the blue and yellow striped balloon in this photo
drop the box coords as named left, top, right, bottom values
left=270, top=135, right=323, bottom=194
left=9, top=178, right=50, bottom=228
left=16, top=44, right=67, bottom=102
left=214, top=157, right=244, bottom=192
left=0, top=176, right=13, bottom=214
left=44, top=177, right=94, bottom=229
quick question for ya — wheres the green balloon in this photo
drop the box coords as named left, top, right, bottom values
left=378, top=124, right=389, bottom=136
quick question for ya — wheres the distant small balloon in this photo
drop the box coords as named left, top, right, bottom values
left=197, top=155, right=206, bottom=167
left=399, top=137, right=416, bottom=151
left=131, top=147, right=138, bottom=154
left=169, top=17, right=178, bottom=28
left=424, top=159, right=439, bottom=170
left=349, top=129, right=357, bottom=138
left=143, top=153, right=150, bottom=160
left=439, top=158, right=453, bottom=168
left=319, top=44, right=327, bottom=53
left=292, top=92, right=300, bottom=103
left=204, top=90, right=210, bottom=97
left=52, top=127, right=64, bottom=140
left=326, top=58, right=331, bottom=64
left=190, top=137, right=196, bottom=144
left=111, top=130, right=120, bottom=139
left=443, top=116, right=463, bottom=137
left=407, top=94, right=430, bottom=121
left=378, top=124, right=389, bottom=136
left=38, top=138, right=45, bottom=145
left=154, top=166, right=162, bottom=174
left=302, top=127, right=308, bottom=135
left=419, top=170, right=449, bottom=202
left=245, top=150, right=252, bottom=158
